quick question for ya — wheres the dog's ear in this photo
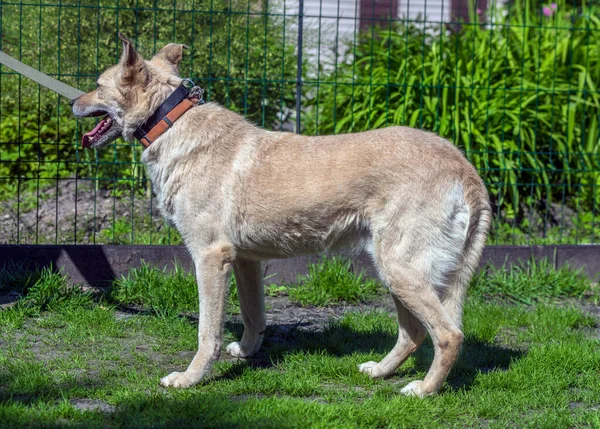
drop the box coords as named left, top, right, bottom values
left=151, top=43, right=188, bottom=75
left=118, top=32, right=149, bottom=86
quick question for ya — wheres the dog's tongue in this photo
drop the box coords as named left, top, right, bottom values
left=82, top=116, right=110, bottom=148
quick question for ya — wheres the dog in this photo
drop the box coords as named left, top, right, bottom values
left=71, top=33, right=491, bottom=397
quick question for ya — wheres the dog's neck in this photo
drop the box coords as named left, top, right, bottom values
left=133, top=82, right=203, bottom=148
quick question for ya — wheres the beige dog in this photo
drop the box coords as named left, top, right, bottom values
left=71, top=34, right=491, bottom=397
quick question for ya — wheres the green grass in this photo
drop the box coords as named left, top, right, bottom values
left=111, top=261, right=243, bottom=316
left=286, top=256, right=382, bottom=306
left=111, top=262, right=200, bottom=316
left=111, top=257, right=383, bottom=312
left=98, top=215, right=183, bottom=245
left=0, top=263, right=45, bottom=295
left=470, top=259, right=598, bottom=305
left=0, top=262, right=599, bottom=427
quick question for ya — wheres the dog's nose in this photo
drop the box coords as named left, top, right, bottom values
left=69, top=98, right=76, bottom=106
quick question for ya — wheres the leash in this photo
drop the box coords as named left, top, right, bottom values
left=0, top=50, right=85, bottom=100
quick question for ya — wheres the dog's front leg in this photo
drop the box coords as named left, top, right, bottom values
left=227, top=259, right=266, bottom=358
left=160, top=243, right=235, bottom=388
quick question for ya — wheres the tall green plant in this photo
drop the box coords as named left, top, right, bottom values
left=305, top=1, right=600, bottom=218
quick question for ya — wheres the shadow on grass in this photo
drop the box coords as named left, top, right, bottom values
left=220, top=320, right=524, bottom=392
left=0, top=363, right=290, bottom=428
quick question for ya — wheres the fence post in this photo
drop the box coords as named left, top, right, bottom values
left=295, top=0, right=304, bottom=134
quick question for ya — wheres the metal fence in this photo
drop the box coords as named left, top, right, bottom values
left=0, top=0, right=599, bottom=245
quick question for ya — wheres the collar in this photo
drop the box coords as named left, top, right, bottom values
left=133, top=82, right=203, bottom=148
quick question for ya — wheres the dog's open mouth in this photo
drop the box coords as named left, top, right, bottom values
left=80, top=111, right=123, bottom=149
left=82, top=115, right=113, bottom=148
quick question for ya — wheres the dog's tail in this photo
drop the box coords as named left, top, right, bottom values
left=441, top=179, right=491, bottom=327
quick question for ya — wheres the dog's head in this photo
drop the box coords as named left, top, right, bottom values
left=71, top=33, right=187, bottom=148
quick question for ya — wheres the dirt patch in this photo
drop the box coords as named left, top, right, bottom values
left=254, top=295, right=396, bottom=334
left=0, top=179, right=160, bottom=244
left=70, top=398, right=116, bottom=413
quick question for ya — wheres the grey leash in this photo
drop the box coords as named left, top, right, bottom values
left=0, top=50, right=85, bottom=100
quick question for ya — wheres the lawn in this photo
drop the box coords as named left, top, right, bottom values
left=0, top=260, right=599, bottom=428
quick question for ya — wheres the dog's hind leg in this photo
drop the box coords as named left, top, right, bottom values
left=371, top=184, right=471, bottom=397
left=379, top=262, right=463, bottom=398
left=160, top=243, right=235, bottom=388
left=358, top=295, right=426, bottom=378
left=227, top=259, right=266, bottom=358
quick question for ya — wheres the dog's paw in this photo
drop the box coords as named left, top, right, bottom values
left=400, top=380, right=431, bottom=398
left=358, top=361, right=381, bottom=377
left=226, top=341, right=252, bottom=358
left=160, top=371, right=198, bottom=388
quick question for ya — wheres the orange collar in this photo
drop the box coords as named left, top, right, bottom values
left=137, top=97, right=197, bottom=148
left=133, top=83, right=201, bottom=148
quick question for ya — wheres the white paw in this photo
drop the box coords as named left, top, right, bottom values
left=358, top=361, right=379, bottom=377
left=226, top=341, right=251, bottom=358
left=160, top=371, right=198, bottom=388
left=400, top=380, right=429, bottom=398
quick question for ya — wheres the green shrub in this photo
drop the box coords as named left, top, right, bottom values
left=305, top=0, right=600, bottom=219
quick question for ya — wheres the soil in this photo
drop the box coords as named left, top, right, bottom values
left=69, top=399, right=116, bottom=414
left=110, top=294, right=398, bottom=336
left=0, top=179, right=160, bottom=244
left=261, top=295, right=395, bottom=331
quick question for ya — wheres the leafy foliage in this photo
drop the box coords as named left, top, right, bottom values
left=305, top=0, right=600, bottom=219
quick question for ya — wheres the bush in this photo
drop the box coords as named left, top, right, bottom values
left=305, top=0, right=600, bottom=219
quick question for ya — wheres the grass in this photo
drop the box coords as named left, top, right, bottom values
left=286, top=256, right=382, bottom=306
left=112, top=261, right=241, bottom=315
left=0, top=259, right=599, bottom=427
left=111, top=262, right=200, bottom=316
left=111, top=257, right=383, bottom=312
left=0, top=263, right=45, bottom=295
left=98, top=215, right=183, bottom=246
left=470, top=259, right=597, bottom=305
